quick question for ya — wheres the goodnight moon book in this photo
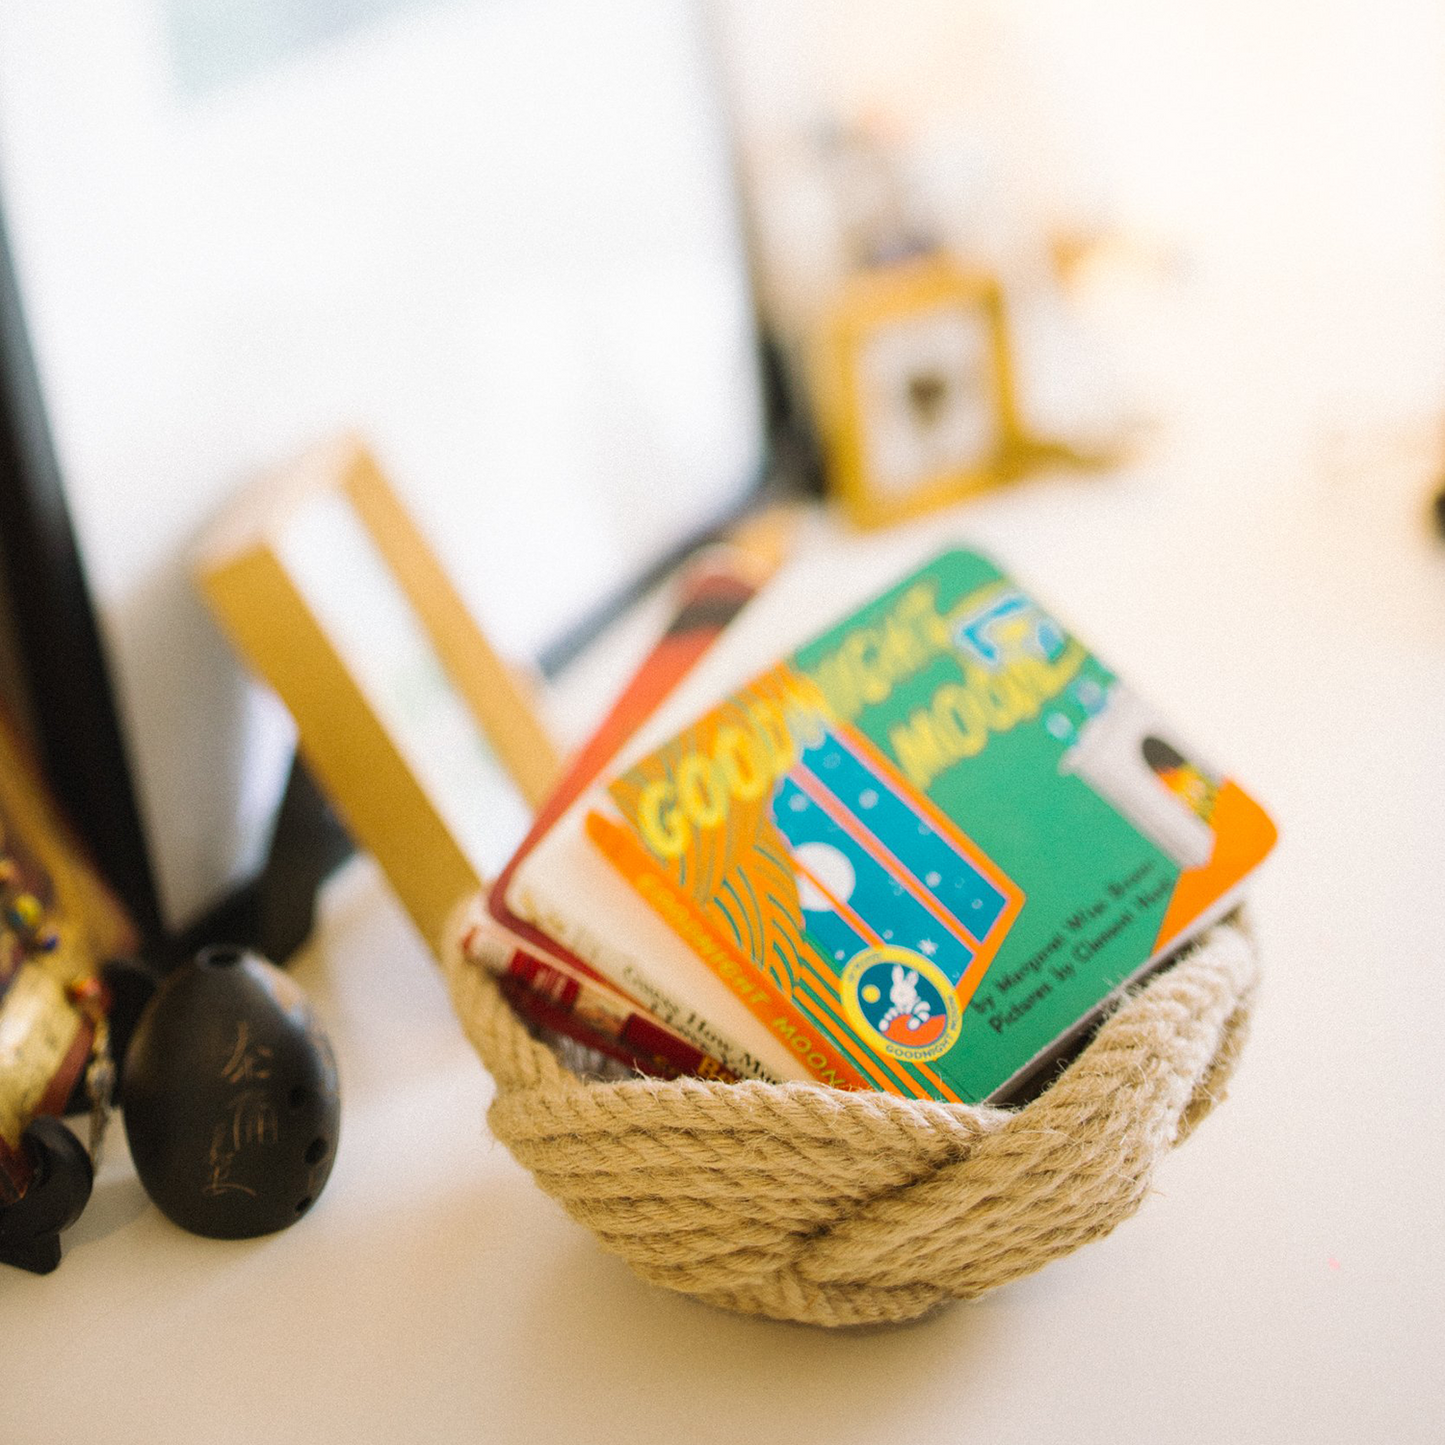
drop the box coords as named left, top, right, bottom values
left=586, top=548, right=1276, bottom=1103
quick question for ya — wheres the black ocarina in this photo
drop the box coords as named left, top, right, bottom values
left=122, top=946, right=339, bottom=1239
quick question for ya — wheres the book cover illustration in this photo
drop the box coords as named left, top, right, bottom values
left=589, top=548, right=1276, bottom=1103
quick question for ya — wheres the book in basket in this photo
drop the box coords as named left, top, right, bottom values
left=511, top=546, right=1276, bottom=1102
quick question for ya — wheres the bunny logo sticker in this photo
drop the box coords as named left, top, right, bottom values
left=841, top=946, right=962, bottom=1064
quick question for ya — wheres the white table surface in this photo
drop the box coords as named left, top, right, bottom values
left=5, top=297, right=1445, bottom=1442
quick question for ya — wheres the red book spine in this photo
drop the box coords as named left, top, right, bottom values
left=459, top=909, right=739, bottom=1082
left=499, top=951, right=738, bottom=1082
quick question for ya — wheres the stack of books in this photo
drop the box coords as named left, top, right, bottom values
left=463, top=540, right=1276, bottom=1104
left=198, top=442, right=1273, bottom=1102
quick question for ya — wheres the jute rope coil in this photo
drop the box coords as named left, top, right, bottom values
left=442, top=916, right=1257, bottom=1328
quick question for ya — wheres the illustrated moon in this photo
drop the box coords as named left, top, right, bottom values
left=794, top=842, right=856, bottom=913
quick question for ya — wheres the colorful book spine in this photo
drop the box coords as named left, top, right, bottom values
left=500, top=953, right=738, bottom=1083
left=483, top=513, right=798, bottom=1077
left=457, top=907, right=737, bottom=1081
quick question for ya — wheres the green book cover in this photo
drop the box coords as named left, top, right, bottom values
left=590, top=549, right=1275, bottom=1102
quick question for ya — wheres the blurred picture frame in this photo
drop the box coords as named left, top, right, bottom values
left=0, top=0, right=775, bottom=952
left=822, top=256, right=1026, bottom=529
left=197, top=437, right=560, bottom=958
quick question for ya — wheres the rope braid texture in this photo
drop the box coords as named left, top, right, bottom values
left=442, top=916, right=1257, bottom=1327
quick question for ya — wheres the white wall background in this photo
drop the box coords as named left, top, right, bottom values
left=1, top=0, right=1440, bottom=929
left=715, top=0, right=1445, bottom=435
left=0, top=0, right=764, bottom=928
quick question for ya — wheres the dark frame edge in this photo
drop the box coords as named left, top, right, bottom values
left=0, top=190, right=165, bottom=944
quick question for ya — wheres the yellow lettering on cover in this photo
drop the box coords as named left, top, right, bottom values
left=637, top=779, right=688, bottom=859
left=808, top=582, right=950, bottom=721
left=748, top=699, right=797, bottom=777
left=932, top=683, right=988, bottom=759
left=715, top=725, right=768, bottom=802
left=888, top=643, right=1086, bottom=792
left=676, top=753, right=726, bottom=829
left=890, top=710, right=951, bottom=792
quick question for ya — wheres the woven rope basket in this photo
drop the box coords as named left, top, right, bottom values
left=442, top=916, right=1257, bottom=1328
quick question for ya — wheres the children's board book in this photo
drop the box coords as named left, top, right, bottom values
left=509, top=544, right=1276, bottom=1103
